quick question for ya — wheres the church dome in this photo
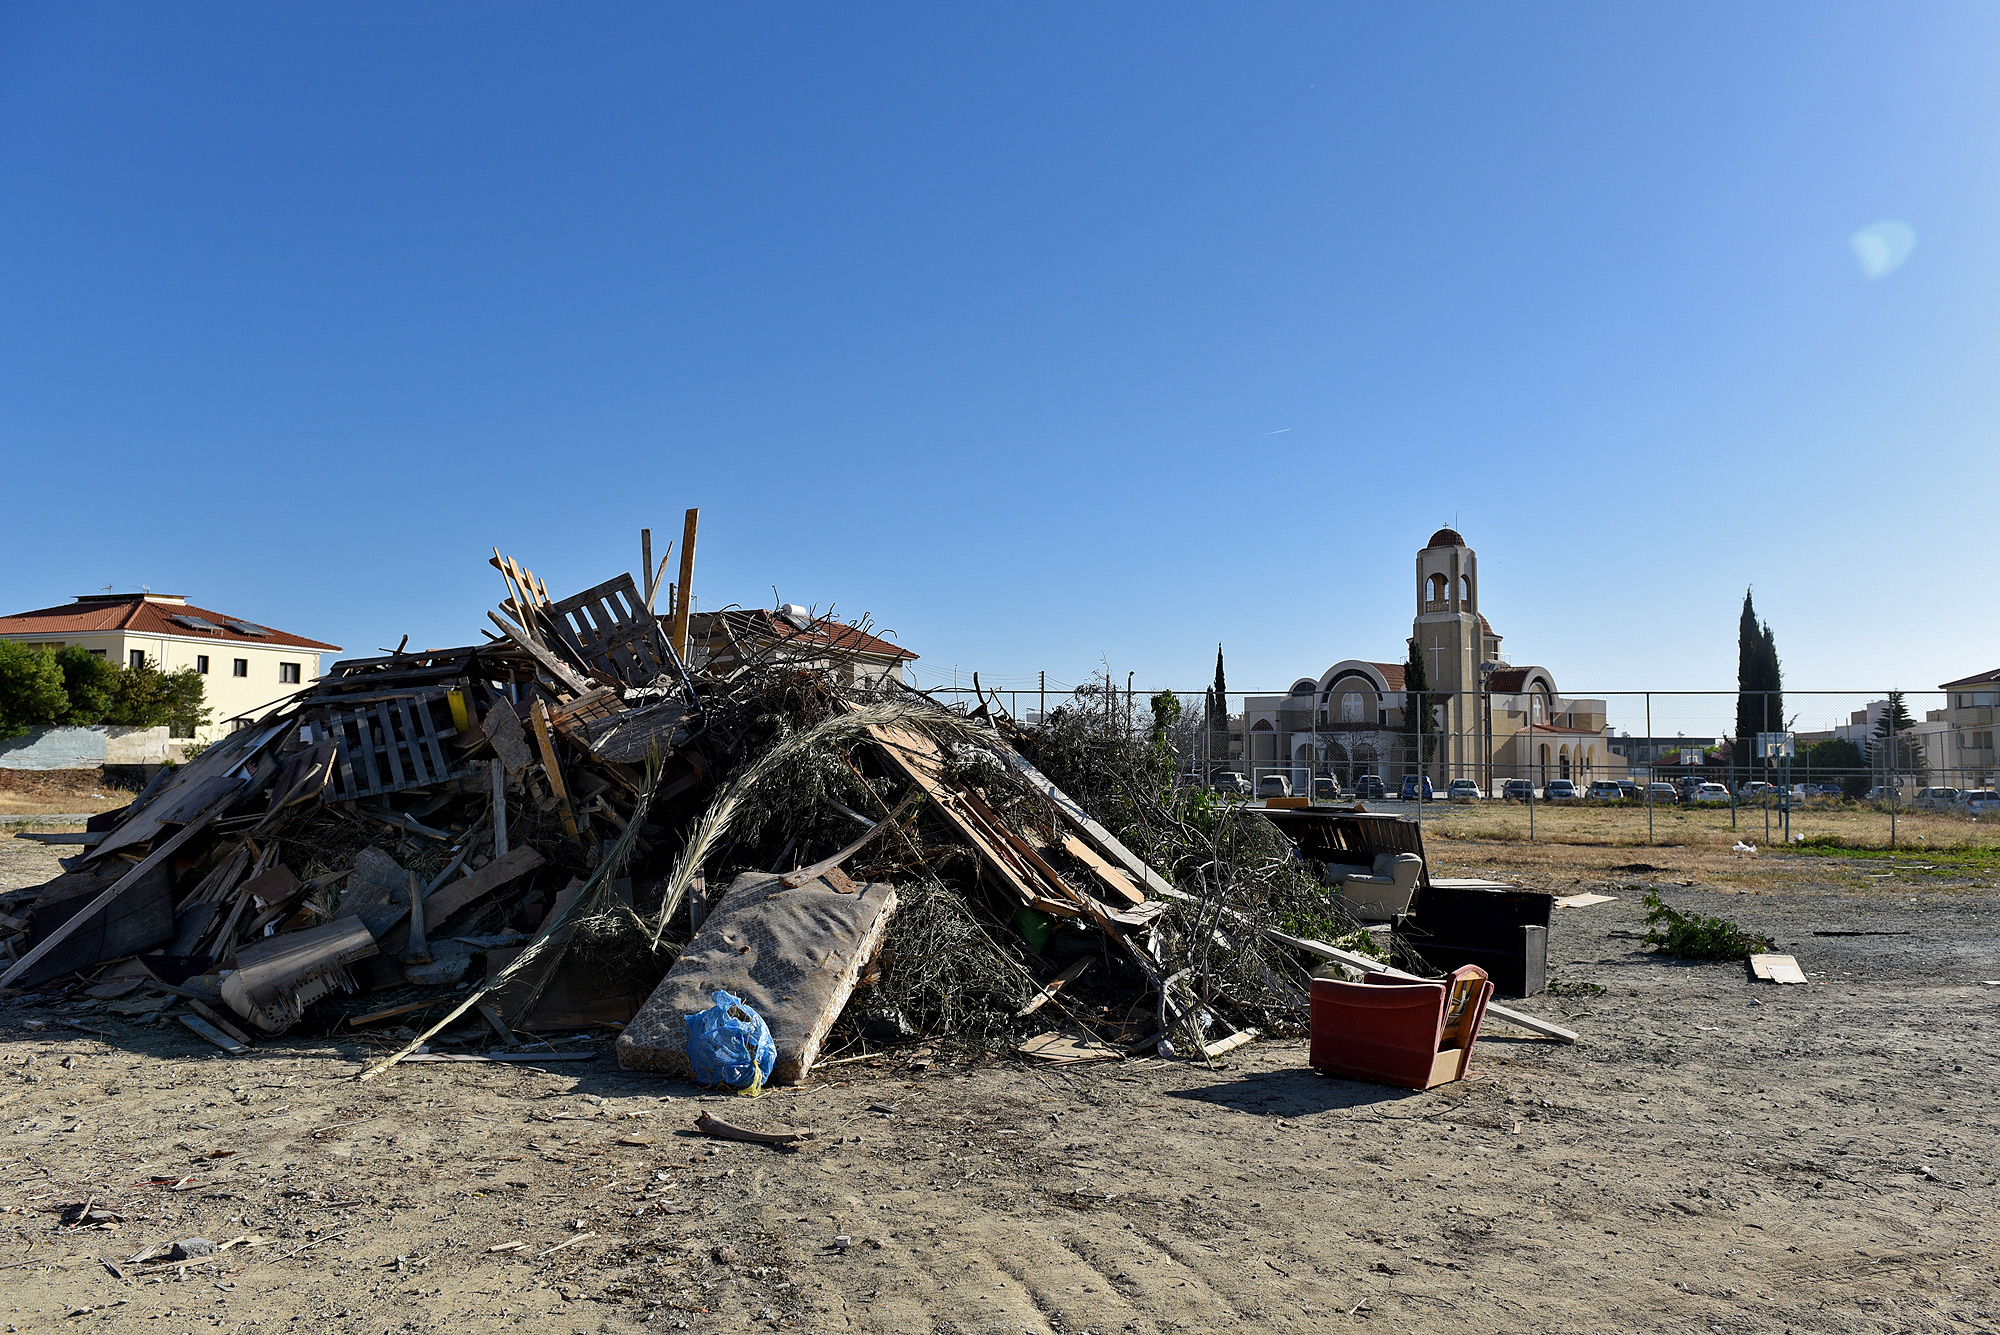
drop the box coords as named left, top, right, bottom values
left=1424, top=527, right=1465, bottom=550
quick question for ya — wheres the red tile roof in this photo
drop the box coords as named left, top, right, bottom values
left=1940, top=668, right=2000, bottom=689
left=1366, top=662, right=1407, bottom=690
left=0, top=595, right=339, bottom=652
left=690, top=609, right=916, bottom=662
left=1487, top=668, right=1533, bottom=692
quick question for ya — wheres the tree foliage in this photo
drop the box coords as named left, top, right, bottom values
left=1404, top=636, right=1439, bottom=766
left=1872, top=690, right=1926, bottom=780
left=1209, top=644, right=1227, bottom=729
left=1804, top=738, right=1870, bottom=798
left=1734, top=589, right=1783, bottom=769
left=0, top=645, right=209, bottom=740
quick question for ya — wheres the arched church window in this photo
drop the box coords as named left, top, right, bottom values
left=1340, top=691, right=1365, bottom=723
left=1460, top=574, right=1472, bottom=605
left=1427, top=573, right=1447, bottom=603
left=1530, top=693, right=1545, bottom=723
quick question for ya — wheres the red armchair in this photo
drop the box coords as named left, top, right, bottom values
left=1309, top=964, right=1493, bottom=1090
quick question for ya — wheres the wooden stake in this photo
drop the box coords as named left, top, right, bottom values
left=670, top=507, right=698, bottom=658
left=530, top=701, right=579, bottom=838
left=491, top=758, right=509, bottom=858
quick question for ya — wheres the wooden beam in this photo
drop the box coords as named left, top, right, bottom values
left=670, top=507, right=698, bottom=658
left=529, top=701, right=579, bottom=838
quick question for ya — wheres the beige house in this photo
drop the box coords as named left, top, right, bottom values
left=1234, top=529, right=1624, bottom=793
left=1939, top=668, right=1999, bottom=788
left=0, top=593, right=340, bottom=742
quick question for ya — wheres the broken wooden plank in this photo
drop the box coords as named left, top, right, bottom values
left=1059, top=834, right=1147, bottom=907
left=422, top=846, right=546, bottom=925
left=179, top=1014, right=249, bottom=1056
left=1015, top=958, right=1090, bottom=1018
left=991, top=747, right=1178, bottom=901
left=1017, top=1030, right=1122, bottom=1064
left=529, top=700, right=579, bottom=838
left=488, top=609, right=593, bottom=696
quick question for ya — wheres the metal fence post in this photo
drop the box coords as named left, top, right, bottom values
left=1644, top=691, right=1653, bottom=845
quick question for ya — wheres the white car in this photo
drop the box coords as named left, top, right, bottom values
left=1956, top=790, right=2000, bottom=815
left=1691, top=782, right=1731, bottom=803
left=1916, top=787, right=1961, bottom=810
left=1446, top=779, right=1484, bottom=801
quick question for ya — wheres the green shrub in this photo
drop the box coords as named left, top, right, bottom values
left=1641, top=891, right=1774, bottom=960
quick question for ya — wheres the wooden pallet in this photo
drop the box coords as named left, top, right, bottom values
left=312, top=688, right=462, bottom=801
left=547, top=573, right=672, bottom=686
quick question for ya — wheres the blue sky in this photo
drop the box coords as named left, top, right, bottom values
left=3, top=5, right=1995, bottom=735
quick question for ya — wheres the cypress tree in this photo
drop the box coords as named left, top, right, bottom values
left=1210, top=645, right=1227, bottom=730
left=1734, top=589, right=1785, bottom=772
left=1405, top=636, right=1436, bottom=769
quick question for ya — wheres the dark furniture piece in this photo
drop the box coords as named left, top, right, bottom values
left=1393, top=883, right=1553, bottom=997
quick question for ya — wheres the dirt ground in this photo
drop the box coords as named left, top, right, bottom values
left=0, top=770, right=141, bottom=818
left=3, top=831, right=1997, bottom=1334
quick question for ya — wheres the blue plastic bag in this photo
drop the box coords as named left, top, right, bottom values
left=684, top=990, right=777, bottom=1092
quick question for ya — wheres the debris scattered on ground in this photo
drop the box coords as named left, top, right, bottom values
left=3, top=514, right=1582, bottom=1101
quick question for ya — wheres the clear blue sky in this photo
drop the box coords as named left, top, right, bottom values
left=4, top=5, right=1994, bottom=735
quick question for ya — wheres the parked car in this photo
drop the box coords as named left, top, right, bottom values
left=1310, top=775, right=1343, bottom=803
left=1399, top=774, right=1435, bottom=801
left=1955, top=790, right=2000, bottom=815
left=1211, top=772, right=1251, bottom=796
left=1351, top=774, right=1387, bottom=799
left=1258, top=774, right=1293, bottom=799
left=1615, top=779, right=1644, bottom=801
left=1812, top=783, right=1843, bottom=796
left=1500, top=778, right=1536, bottom=801
left=1585, top=780, right=1622, bottom=800
left=1915, top=786, right=1962, bottom=810
left=1738, top=781, right=1776, bottom=799
left=1446, top=779, right=1484, bottom=801
left=1543, top=779, right=1580, bottom=801
left=1691, top=782, right=1731, bottom=803
left=1644, top=781, right=1679, bottom=803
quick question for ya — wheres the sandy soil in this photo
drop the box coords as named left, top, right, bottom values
left=2, top=839, right=1997, bottom=1333
left=0, top=770, right=140, bottom=818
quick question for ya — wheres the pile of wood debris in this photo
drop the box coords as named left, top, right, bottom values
left=1, top=516, right=1563, bottom=1082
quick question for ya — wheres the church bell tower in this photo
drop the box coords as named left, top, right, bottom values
left=1413, top=528, right=1479, bottom=777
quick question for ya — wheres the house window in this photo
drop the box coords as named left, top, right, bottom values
left=129, top=649, right=146, bottom=670
left=88, top=649, right=106, bottom=660
left=279, top=662, right=301, bottom=684
left=232, top=658, right=249, bottom=678
left=196, top=655, right=209, bottom=674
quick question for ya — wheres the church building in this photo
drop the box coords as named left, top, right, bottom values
left=1230, top=529, right=1624, bottom=793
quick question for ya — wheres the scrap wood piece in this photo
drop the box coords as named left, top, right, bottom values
left=219, top=916, right=379, bottom=1035
left=529, top=700, right=580, bottom=838
left=0, top=786, right=241, bottom=989
left=13, top=863, right=174, bottom=988
left=251, top=738, right=336, bottom=832
left=1200, top=1028, right=1258, bottom=1059
left=617, top=871, right=899, bottom=1085
left=989, top=745, right=1178, bottom=901
left=1058, top=834, right=1147, bottom=908
left=422, top=845, right=546, bottom=927
left=865, top=722, right=1051, bottom=909
left=313, top=688, right=462, bottom=802
left=482, top=703, right=534, bottom=777
left=1017, top=1030, right=1122, bottom=1064
left=183, top=997, right=255, bottom=1047
left=487, top=609, right=593, bottom=696
left=339, top=847, right=413, bottom=938
left=1553, top=892, right=1617, bottom=909
left=1016, top=958, right=1090, bottom=1017
left=400, top=1051, right=598, bottom=1064
left=692, top=1111, right=810, bottom=1147
left=1749, top=953, right=1808, bottom=984
left=179, top=1014, right=249, bottom=1056
left=780, top=789, right=921, bottom=889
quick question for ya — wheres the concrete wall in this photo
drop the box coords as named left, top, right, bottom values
left=0, top=725, right=173, bottom=770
